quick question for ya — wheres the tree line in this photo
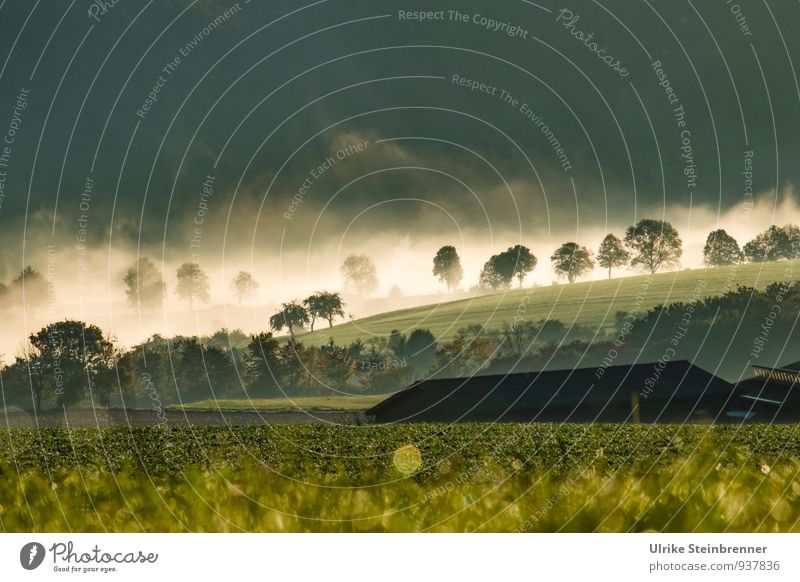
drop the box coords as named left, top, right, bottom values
left=5, top=276, right=800, bottom=412
left=433, top=220, right=800, bottom=291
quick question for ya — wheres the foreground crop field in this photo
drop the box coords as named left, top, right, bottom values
left=2, top=424, right=800, bottom=532
left=296, top=260, right=798, bottom=346
left=169, top=395, right=384, bottom=412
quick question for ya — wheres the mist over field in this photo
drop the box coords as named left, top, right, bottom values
left=1, top=0, right=800, bottom=358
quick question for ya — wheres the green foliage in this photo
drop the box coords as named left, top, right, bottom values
left=479, top=245, right=537, bottom=290
left=27, top=320, right=116, bottom=409
left=304, top=291, right=345, bottom=330
left=597, top=233, right=629, bottom=278
left=269, top=301, right=310, bottom=338
left=703, top=229, right=743, bottom=266
left=293, top=260, right=800, bottom=348
left=625, top=219, right=683, bottom=274
left=550, top=242, right=595, bottom=283
left=432, top=245, right=464, bottom=292
left=743, top=224, right=800, bottom=262
left=1, top=424, right=799, bottom=532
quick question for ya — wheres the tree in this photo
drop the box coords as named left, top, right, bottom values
left=340, top=254, right=379, bottom=295
left=597, top=234, right=630, bottom=278
left=27, top=320, right=116, bottom=408
left=269, top=301, right=310, bottom=339
left=432, top=245, right=464, bottom=292
left=743, top=225, right=800, bottom=262
left=175, top=262, right=210, bottom=308
left=624, top=219, right=683, bottom=274
left=304, top=291, right=345, bottom=330
left=123, top=257, right=165, bottom=309
left=479, top=246, right=537, bottom=290
left=703, top=229, right=743, bottom=266
left=244, top=332, right=282, bottom=397
left=479, top=255, right=512, bottom=290
left=506, top=245, right=537, bottom=288
left=231, top=271, right=259, bottom=306
left=551, top=242, right=595, bottom=283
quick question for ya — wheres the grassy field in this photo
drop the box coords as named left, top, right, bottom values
left=169, top=395, right=384, bottom=413
left=2, top=424, right=800, bottom=532
left=295, top=260, right=798, bottom=346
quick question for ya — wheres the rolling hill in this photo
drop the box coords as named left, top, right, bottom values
left=294, top=260, right=799, bottom=346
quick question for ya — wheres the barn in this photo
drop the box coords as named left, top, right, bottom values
left=366, top=359, right=800, bottom=424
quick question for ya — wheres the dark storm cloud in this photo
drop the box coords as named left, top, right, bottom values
left=0, top=0, right=798, bottom=279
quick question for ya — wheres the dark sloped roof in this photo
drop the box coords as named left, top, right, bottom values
left=367, top=360, right=734, bottom=423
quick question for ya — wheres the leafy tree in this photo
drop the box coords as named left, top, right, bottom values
left=123, top=257, right=165, bottom=309
left=202, top=344, right=240, bottom=398
left=244, top=332, right=282, bottom=396
left=479, top=246, right=537, bottom=290
left=304, top=291, right=345, bottom=331
left=478, top=255, right=512, bottom=290
left=506, top=245, right=537, bottom=288
left=703, top=229, right=743, bottom=266
left=340, top=254, right=379, bottom=296
left=597, top=234, right=630, bottom=278
left=175, top=262, right=210, bottom=308
left=434, top=325, right=496, bottom=377
left=551, top=242, right=595, bottom=283
left=624, top=219, right=683, bottom=274
left=231, top=271, right=258, bottom=306
left=269, top=301, right=310, bottom=339
left=743, top=225, right=800, bottom=262
left=205, top=328, right=250, bottom=351
left=1, top=354, right=43, bottom=410
left=432, top=245, right=464, bottom=292
left=27, top=320, right=116, bottom=408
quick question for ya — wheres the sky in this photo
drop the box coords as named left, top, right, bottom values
left=0, top=0, right=799, bottom=350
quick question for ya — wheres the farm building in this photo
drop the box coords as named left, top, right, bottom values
left=366, top=359, right=800, bottom=424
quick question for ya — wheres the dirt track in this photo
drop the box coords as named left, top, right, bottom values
left=1, top=408, right=368, bottom=428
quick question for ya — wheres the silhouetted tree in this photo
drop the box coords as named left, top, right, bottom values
left=551, top=242, right=595, bottom=283
left=28, top=320, right=116, bottom=408
left=123, top=257, right=165, bottom=309
left=479, top=246, right=537, bottom=290
left=244, top=332, right=282, bottom=396
left=624, top=219, right=683, bottom=273
left=304, top=291, right=345, bottom=330
left=479, top=255, right=511, bottom=290
left=743, top=225, right=800, bottom=262
left=597, top=234, right=630, bottom=278
left=269, top=301, right=310, bottom=339
left=175, top=262, right=210, bottom=308
left=231, top=271, right=258, bottom=306
left=703, top=229, right=743, bottom=266
left=432, top=245, right=464, bottom=292
left=341, top=254, right=379, bottom=296
left=507, top=245, right=537, bottom=287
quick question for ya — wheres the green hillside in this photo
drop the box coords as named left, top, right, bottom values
left=296, top=260, right=798, bottom=346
